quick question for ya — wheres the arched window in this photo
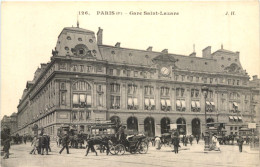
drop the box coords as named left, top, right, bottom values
left=72, top=81, right=92, bottom=108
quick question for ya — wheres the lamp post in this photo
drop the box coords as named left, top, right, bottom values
left=202, top=85, right=210, bottom=151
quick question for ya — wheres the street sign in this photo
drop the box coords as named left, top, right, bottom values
left=248, top=123, right=256, bottom=129
left=170, top=124, right=177, bottom=129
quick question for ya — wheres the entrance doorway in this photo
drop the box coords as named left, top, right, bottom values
left=191, top=118, right=201, bottom=136
left=127, top=116, right=138, bottom=132
left=161, top=117, right=171, bottom=134
left=176, top=118, right=186, bottom=135
left=144, top=117, right=155, bottom=137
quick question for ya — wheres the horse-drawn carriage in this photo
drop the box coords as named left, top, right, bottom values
left=109, top=134, right=149, bottom=155
left=85, top=122, right=149, bottom=156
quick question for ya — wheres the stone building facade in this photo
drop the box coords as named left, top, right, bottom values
left=1, top=113, right=18, bottom=134
left=15, top=25, right=259, bottom=138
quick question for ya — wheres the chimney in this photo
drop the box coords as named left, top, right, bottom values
left=147, top=46, right=153, bottom=51
left=189, top=52, right=196, bottom=57
left=202, top=46, right=211, bottom=58
left=161, top=49, right=168, bottom=54
left=253, top=75, right=258, bottom=80
left=97, top=27, right=103, bottom=45
left=115, top=42, right=121, bottom=47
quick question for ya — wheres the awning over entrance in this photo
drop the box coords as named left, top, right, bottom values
left=128, top=98, right=133, bottom=105
left=233, top=116, right=238, bottom=120
left=233, top=102, right=238, bottom=107
left=229, top=116, right=234, bottom=120
left=161, top=99, right=166, bottom=106
left=176, top=100, right=181, bottom=107
left=238, top=116, right=242, bottom=121
left=166, top=100, right=171, bottom=106
left=181, top=100, right=186, bottom=108
left=195, top=101, right=200, bottom=108
left=150, top=99, right=155, bottom=106
left=145, top=98, right=149, bottom=106
left=191, top=101, right=196, bottom=108
left=210, top=102, right=215, bottom=106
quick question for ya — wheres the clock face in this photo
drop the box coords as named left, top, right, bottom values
left=161, top=67, right=170, bottom=75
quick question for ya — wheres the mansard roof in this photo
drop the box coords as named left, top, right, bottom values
left=98, top=45, right=222, bottom=73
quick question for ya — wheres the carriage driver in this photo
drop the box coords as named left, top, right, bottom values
left=118, top=125, right=127, bottom=142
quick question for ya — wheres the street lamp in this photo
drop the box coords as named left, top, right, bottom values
left=202, top=85, right=210, bottom=151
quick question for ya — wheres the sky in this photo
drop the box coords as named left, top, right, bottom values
left=1, top=1, right=260, bottom=119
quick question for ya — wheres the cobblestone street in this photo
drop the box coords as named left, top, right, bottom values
left=1, top=141, right=259, bottom=167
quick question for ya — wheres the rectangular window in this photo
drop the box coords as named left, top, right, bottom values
left=235, top=127, right=237, bottom=130
left=134, top=71, right=138, bottom=77
left=87, top=66, right=92, bottom=72
left=98, top=85, right=102, bottom=92
left=98, top=94, right=102, bottom=106
left=181, top=88, right=185, bottom=97
left=80, top=65, right=84, bottom=72
left=127, top=70, right=131, bottom=77
left=175, top=75, right=179, bottom=81
left=190, top=76, right=193, bottom=82
left=97, top=66, right=102, bottom=72
left=61, top=92, right=66, bottom=105
left=109, top=69, right=114, bottom=75
left=73, top=94, right=79, bottom=107
left=210, top=78, right=213, bottom=84
left=182, top=75, right=185, bottom=81
left=191, top=89, right=194, bottom=97
left=196, top=77, right=199, bottom=82
left=117, top=69, right=120, bottom=76
left=237, top=80, right=240, bottom=85
left=230, top=127, right=233, bottom=130
left=228, top=79, right=231, bottom=85
left=73, top=65, right=77, bottom=72
left=116, top=96, right=120, bottom=109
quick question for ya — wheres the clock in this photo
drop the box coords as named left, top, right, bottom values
left=160, top=67, right=170, bottom=75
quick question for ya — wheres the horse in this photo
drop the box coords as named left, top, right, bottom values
left=85, top=137, right=110, bottom=156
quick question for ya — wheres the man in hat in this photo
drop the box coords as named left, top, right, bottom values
left=237, top=136, right=244, bottom=152
left=59, top=132, right=70, bottom=154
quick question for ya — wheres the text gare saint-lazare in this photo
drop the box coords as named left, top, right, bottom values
left=78, top=11, right=179, bottom=16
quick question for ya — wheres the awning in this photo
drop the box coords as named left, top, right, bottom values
left=150, top=99, right=155, bottom=106
left=181, top=100, right=186, bottom=108
left=233, top=102, right=238, bottom=107
left=210, top=102, right=215, bottom=106
left=86, top=95, right=92, bottom=105
left=233, top=116, right=238, bottom=120
left=238, top=116, right=242, bottom=120
left=176, top=100, right=181, bottom=107
left=79, top=94, right=86, bottom=102
left=206, top=101, right=211, bottom=105
left=196, top=101, right=200, bottom=108
left=191, top=101, right=196, bottom=108
left=229, top=116, right=234, bottom=120
left=161, top=99, right=166, bottom=106
left=166, top=100, right=171, bottom=106
left=145, top=98, right=149, bottom=106
left=133, top=98, right=138, bottom=105
left=128, top=98, right=133, bottom=105
left=73, top=94, right=79, bottom=104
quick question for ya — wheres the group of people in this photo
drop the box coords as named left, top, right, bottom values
left=154, top=133, right=201, bottom=154
left=30, top=133, right=51, bottom=155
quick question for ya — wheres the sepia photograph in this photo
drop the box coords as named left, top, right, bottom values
left=1, top=1, right=260, bottom=167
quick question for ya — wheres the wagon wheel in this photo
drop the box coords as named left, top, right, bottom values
left=138, top=141, right=148, bottom=154
left=115, top=144, right=125, bottom=155
left=109, top=144, right=117, bottom=155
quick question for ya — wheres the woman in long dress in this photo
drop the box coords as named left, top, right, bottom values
left=155, top=136, right=161, bottom=150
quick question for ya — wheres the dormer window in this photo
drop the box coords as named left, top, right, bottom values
left=78, top=38, right=82, bottom=41
left=67, top=36, right=71, bottom=40
left=89, top=39, right=93, bottom=43
left=65, top=47, right=69, bottom=51
left=79, top=49, right=84, bottom=55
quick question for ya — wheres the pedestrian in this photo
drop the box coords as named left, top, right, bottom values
left=237, top=136, right=244, bottom=152
left=154, top=136, right=161, bottom=150
left=23, top=135, right=27, bottom=144
left=184, top=135, right=188, bottom=146
left=172, top=136, right=180, bottom=154
left=30, top=136, right=39, bottom=154
left=182, top=135, right=185, bottom=146
left=189, top=135, right=193, bottom=145
left=47, top=134, right=51, bottom=152
left=41, top=133, right=49, bottom=155
left=196, top=135, right=200, bottom=144
left=2, top=128, right=11, bottom=159
left=59, top=132, right=70, bottom=154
